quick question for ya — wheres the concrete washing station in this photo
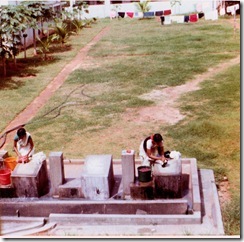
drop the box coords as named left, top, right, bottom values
left=0, top=150, right=224, bottom=237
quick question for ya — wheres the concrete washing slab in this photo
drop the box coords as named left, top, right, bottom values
left=0, top=157, right=225, bottom=237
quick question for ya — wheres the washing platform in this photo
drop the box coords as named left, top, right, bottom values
left=0, top=151, right=224, bottom=237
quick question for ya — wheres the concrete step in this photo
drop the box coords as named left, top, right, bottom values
left=49, top=211, right=202, bottom=225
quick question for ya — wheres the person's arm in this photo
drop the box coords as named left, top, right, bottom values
left=26, top=136, right=34, bottom=157
left=158, top=145, right=164, bottom=156
left=146, top=145, right=167, bottom=162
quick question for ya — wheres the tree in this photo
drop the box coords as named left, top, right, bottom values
left=21, top=1, right=55, bottom=56
left=0, top=32, right=12, bottom=77
left=0, top=5, right=29, bottom=76
left=37, top=36, right=52, bottom=61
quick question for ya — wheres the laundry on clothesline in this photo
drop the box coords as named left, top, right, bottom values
left=198, top=12, right=204, bottom=19
left=226, top=4, right=239, bottom=15
left=118, top=12, right=125, bottom=18
left=126, top=12, right=134, bottom=18
left=164, top=9, right=171, bottom=16
left=115, top=9, right=220, bottom=25
left=110, top=10, right=117, bottom=19
left=171, top=15, right=184, bottom=23
left=164, top=15, right=171, bottom=25
left=143, top=11, right=154, bottom=18
left=184, top=15, right=189, bottom=23
left=155, top=11, right=164, bottom=16
left=189, top=14, right=198, bottom=22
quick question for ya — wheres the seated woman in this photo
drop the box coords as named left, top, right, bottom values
left=139, top=133, right=169, bottom=167
left=13, top=127, right=34, bottom=163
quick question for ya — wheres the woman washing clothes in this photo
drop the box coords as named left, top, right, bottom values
left=139, top=133, right=170, bottom=167
left=13, top=127, right=34, bottom=163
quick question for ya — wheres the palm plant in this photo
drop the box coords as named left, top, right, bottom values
left=135, top=0, right=151, bottom=16
left=37, top=36, right=52, bottom=60
left=51, top=21, right=75, bottom=47
left=71, top=19, right=84, bottom=34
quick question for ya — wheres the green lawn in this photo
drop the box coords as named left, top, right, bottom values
left=0, top=16, right=240, bottom=235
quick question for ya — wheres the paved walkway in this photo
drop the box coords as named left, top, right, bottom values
left=2, top=26, right=110, bottom=148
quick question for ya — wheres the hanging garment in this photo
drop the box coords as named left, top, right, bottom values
left=164, top=9, right=171, bottom=16
left=155, top=11, right=164, bottom=16
left=134, top=12, right=139, bottom=18
left=164, top=15, right=171, bottom=25
left=118, top=12, right=125, bottom=18
left=198, top=12, right=204, bottom=19
left=143, top=11, right=154, bottom=18
left=110, top=10, right=116, bottom=19
left=184, top=15, right=189, bottom=22
left=189, top=14, right=198, bottom=22
left=227, top=4, right=239, bottom=15
left=160, top=16, right=165, bottom=25
left=126, top=12, right=134, bottom=18
left=171, top=15, right=184, bottom=23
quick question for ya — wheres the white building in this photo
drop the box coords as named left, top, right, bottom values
left=1, top=0, right=221, bottom=18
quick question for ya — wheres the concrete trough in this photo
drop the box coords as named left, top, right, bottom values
left=81, top=154, right=115, bottom=200
left=0, top=199, right=190, bottom=217
left=11, top=160, right=49, bottom=198
left=0, top=156, right=225, bottom=236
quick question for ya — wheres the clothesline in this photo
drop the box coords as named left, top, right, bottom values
left=117, top=10, right=172, bottom=19
left=112, top=9, right=219, bottom=22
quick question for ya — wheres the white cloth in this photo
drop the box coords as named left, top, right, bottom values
left=227, top=4, right=239, bottom=15
left=171, top=15, right=184, bottom=23
left=110, top=10, right=116, bottom=19
left=169, top=150, right=181, bottom=159
left=16, top=132, right=34, bottom=157
left=164, top=15, right=171, bottom=25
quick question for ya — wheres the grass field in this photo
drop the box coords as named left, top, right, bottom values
left=0, top=16, right=240, bottom=235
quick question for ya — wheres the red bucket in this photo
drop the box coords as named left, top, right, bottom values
left=0, top=168, right=11, bottom=185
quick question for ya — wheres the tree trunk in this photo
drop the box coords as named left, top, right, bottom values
left=2, top=56, right=6, bottom=77
left=24, top=37, right=27, bottom=59
left=14, top=55, right=17, bottom=68
left=33, top=29, right=37, bottom=56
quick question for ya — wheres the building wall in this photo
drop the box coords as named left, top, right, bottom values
left=1, top=0, right=218, bottom=15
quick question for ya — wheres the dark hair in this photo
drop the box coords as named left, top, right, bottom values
left=143, top=133, right=163, bottom=152
left=17, top=128, right=26, bottom=138
left=153, top=133, right=163, bottom=143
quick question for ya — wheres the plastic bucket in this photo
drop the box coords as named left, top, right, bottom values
left=4, top=157, right=17, bottom=171
left=0, top=168, right=11, bottom=185
left=137, top=166, right=152, bottom=182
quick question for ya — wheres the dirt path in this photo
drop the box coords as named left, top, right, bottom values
left=2, top=26, right=111, bottom=148
left=128, top=55, right=240, bottom=125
